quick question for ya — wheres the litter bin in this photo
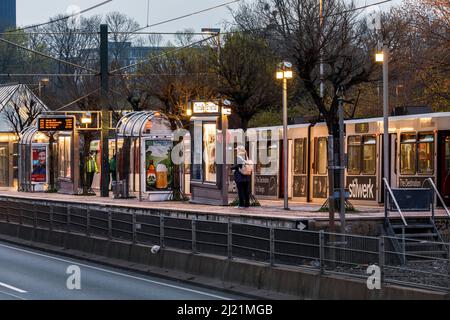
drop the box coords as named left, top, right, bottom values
left=114, top=180, right=129, bottom=199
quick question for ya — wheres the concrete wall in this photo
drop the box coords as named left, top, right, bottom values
left=0, top=221, right=447, bottom=300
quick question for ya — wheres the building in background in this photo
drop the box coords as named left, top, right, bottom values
left=0, top=0, right=16, bottom=32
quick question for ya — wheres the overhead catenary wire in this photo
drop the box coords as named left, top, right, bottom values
left=132, top=0, right=241, bottom=33
left=0, top=74, right=98, bottom=77
left=109, top=34, right=217, bottom=74
left=224, top=0, right=393, bottom=34
left=0, top=37, right=99, bottom=74
left=53, top=88, right=101, bottom=111
left=6, top=0, right=113, bottom=33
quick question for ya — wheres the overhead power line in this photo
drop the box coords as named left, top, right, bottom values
left=0, top=74, right=97, bottom=77
left=133, top=0, right=241, bottom=33
left=109, top=34, right=217, bottom=74
left=7, top=0, right=113, bottom=33
left=54, top=88, right=101, bottom=111
left=0, top=37, right=98, bottom=73
left=225, top=0, right=393, bottom=34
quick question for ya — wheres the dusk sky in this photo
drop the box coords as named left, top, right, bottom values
left=17, top=0, right=402, bottom=33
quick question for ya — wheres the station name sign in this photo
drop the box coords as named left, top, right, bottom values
left=38, top=117, right=75, bottom=132
left=193, top=102, right=219, bottom=114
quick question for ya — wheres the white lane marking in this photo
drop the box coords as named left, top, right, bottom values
left=0, top=289, right=27, bottom=300
left=0, top=243, right=232, bottom=300
left=0, top=281, right=27, bottom=294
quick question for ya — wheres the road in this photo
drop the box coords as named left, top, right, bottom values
left=0, top=241, right=244, bottom=300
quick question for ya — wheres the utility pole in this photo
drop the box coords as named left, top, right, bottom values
left=383, top=45, right=389, bottom=186
left=338, top=87, right=346, bottom=232
left=100, top=24, right=110, bottom=197
left=319, top=0, right=324, bottom=98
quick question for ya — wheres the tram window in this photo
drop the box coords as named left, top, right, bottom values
left=317, top=137, right=328, bottom=175
left=400, top=133, right=416, bottom=175
left=294, top=138, right=306, bottom=175
left=347, top=136, right=362, bottom=174
left=417, top=132, right=434, bottom=174
left=362, top=135, right=376, bottom=175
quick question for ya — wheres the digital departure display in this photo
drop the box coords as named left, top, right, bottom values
left=38, top=117, right=75, bottom=131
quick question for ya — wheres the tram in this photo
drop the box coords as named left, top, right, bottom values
left=247, top=111, right=450, bottom=206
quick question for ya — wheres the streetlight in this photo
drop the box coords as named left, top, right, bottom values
left=276, top=61, right=293, bottom=211
left=38, top=78, right=49, bottom=99
left=201, top=28, right=221, bottom=59
left=376, top=45, right=389, bottom=187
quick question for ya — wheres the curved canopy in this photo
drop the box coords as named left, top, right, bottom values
left=19, top=126, right=38, bottom=145
left=116, top=111, right=179, bottom=138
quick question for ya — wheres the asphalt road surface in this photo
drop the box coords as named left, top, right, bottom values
left=0, top=241, right=244, bottom=300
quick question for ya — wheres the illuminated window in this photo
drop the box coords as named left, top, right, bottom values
left=294, top=138, right=306, bottom=175
left=347, top=136, right=362, bottom=174
left=58, top=136, right=72, bottom=179
left=203, top=123, right=217, bottom=183
left=400, top=133, right=416, bottom=175
left=417, top=133, right=434, bottom=175
left=362, top=136, right=377, bottom=175
left=316, top=137, right=328, bottom=175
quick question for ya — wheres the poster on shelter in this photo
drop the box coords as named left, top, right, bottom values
left=31, top=146, right=47, bottom=183
left=145, top=140, right=173, bottom=192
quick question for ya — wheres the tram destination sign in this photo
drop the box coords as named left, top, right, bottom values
left=38, top=117, right=75, bottom=132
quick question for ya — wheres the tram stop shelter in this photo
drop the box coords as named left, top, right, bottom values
left=18, top=115, right=79, bottom=194
left=114, top=111, right=181, bottom=202
left=18, top=126, right=51, bottom=192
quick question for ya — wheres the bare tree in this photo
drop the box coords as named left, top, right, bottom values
left=213, top=31, right=279, bottom=130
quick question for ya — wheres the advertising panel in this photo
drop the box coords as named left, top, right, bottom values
left=31, top=145, right=47, bottom=183
left=145, top=140, right=173, bottom=192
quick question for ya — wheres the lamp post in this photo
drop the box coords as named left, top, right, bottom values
left=376, top=46, right=389, bottom=186
left=276, top=62, right=293, bottom=210
left=201, top=28, right=221, bottom=62
left=38, top=78, right=49, bottom=99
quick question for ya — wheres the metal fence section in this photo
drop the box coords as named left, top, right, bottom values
left=0, top=197, right=449, bottom=292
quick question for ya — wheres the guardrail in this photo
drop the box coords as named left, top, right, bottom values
left=0, top=197, right=449, bottom=292
left=422, top=178, right=450, bottom=219
left=383, top=178, right=408, bottom=226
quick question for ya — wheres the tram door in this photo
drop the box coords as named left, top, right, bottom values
left=438, top=131, right=450, bottom=205
left=0, top=143, right=9, bottom=187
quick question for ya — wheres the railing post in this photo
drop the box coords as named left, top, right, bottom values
left=86, top=208, right=91, bottom=237
left=132, top=211, right=137, bottom=244
left=107, top=211, right=112, bottom=240
left=19, top=201, right=23, bottom=226
left=402, top=227, right=406, bottom=265
left=270, top=227, right=275, bottom=267
left=33, top=203, right=37, bottom=229
left=160, top=215, right=165, bottom=248
left=431, top=189, right=435, bottom=221
left=67, top=206, right=71, bottom=233
left=319, top=230, right=325, bottom=274
left=447, top=243, right=450, bottom=291
left=192, top=218, right=197, bottom=254
left=384, top=186, right=388, bottom=221
left=227, top=219, right=232, bottom=260
left=49, top=206, right=53, bottom=231
left=379, top=236, right=385, bottom=285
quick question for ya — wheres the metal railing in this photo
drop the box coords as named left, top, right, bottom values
left=422, top=178, right=450, bottom=218
left=0, top=197, right=449, bottom=292
left=383, top=178, right=408, bottom=226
